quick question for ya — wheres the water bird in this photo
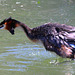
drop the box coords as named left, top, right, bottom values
left=0, top=17, right=75, bottom=59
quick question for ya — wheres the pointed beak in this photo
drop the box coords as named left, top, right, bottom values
left=0, top=24, right=5, bottom=29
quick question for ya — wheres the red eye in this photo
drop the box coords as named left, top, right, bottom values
left=5, top=22, right=7, bottom=25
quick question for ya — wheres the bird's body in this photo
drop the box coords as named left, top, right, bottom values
left=30, top=23, right=75, bottom=59
left=0, top=17, right=75, bottom=59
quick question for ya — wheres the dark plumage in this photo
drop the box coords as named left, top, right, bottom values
left=0, top=17, right=75, bottom=59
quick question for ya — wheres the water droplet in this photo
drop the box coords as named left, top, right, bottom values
left=8, top=12, right=12, bottom=14
left=16, top=2, right=21, bottom=4
left=31, top=1, right=37, bottom=4
left=20, top=5, right=23, bottom=7
left=13, top=9, right=16, bottom=11
left=37, top=6, right=41, bottom=8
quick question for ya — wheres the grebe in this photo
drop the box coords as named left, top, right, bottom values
left=0, top=17, right=75, bottom=59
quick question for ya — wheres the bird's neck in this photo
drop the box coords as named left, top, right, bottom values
left=18, top=22, right=33, bottom=40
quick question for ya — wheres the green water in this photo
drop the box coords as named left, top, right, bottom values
left=0, top=0, right=75, bottom=75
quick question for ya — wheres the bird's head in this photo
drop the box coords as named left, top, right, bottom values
left=0, top=17, right=19, bottom=35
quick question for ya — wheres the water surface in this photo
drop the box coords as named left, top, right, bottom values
left=0, top=0, right=75, bottom=75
